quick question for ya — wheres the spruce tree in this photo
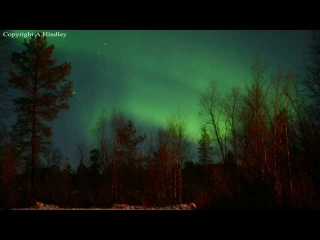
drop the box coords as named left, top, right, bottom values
left=9, top=33, right=73, bottom=199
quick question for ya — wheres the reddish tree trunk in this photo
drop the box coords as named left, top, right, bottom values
left=31, top=84, right=38, bottom=199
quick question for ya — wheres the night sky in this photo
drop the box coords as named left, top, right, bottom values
left=8, top=30, right=310, bottom=168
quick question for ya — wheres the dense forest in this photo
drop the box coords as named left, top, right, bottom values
left=0, top=31, right=320, bottom=209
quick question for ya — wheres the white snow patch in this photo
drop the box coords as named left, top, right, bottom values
left=10, top=202, right=197, bottom=210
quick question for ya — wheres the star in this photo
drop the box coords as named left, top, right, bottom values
left=104, top=42, right=107, bottom=45
left=73, top=91, right=75, bottom=95
left=98, top=52, right=100, bottom=55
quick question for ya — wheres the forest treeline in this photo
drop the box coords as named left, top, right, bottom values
left=0, top=31, right=320, bottom=209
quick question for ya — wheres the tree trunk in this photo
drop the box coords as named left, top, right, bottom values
left=178, top=163, right=182, bottom=204
left=232, top=127, right=238, bottom=173
left=174, top=160, right=177, bottom=203
left=285, top=124, right=293, bottom=196
left=111, top=160, right=118, bottom=203
left=31, top=84, right=38, bottom=199
left=210, top=114, right=225, bottom=163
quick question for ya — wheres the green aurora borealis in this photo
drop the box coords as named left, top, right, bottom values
left=8, top=30, right=310, bottom=168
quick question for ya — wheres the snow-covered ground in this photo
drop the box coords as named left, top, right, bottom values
left=11, top=202, right=197, bottom=210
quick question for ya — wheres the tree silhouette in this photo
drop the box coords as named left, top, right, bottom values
left=9, top=33, right=73, bottom=199
left=224, top=87, right=241, bottom=169
left=152, top=128, right=171, bottom=205
left=88, top=149, right=101, bottom=189
left=92, top=108, right=109, bottom=188
left=116, top=120, right=146, bottom=165
left=0, top=143, right=19, bottom=208
left=198, top=126, right=213, bottom=166
left=62, top=157, right=71, bottom=206
left=301, top=30, right=320, bottom=124
left=240, top=57, right=269, bottom=180
left=167, top=110, right=190, bottom=203
left=42, top=146, right=63, bottom=201
left=198, top=126, right=213, bottom=187
left=116, top=119, right=146, bottom=201
left=199, top=82, right=226, bottom=163
left=76, top=149, right=89, bottom=207
left=299, top=30, right=320, bottom=196
left=110, top=108, right=125, bottom=203
left=0, top=30, right=13, bottom=120
left=0, top=30, right=14, bottom=141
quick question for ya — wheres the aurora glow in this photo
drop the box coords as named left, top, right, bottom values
left=7, top=30, right=310, bottom=168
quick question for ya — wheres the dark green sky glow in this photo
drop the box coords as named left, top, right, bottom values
left=8, top=30, right=310, bottom=168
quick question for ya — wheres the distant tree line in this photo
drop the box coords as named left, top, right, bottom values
left=0, top=31, right=320, bottom=209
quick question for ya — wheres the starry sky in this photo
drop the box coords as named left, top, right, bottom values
left=7, top=30, right=310, bottom=168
